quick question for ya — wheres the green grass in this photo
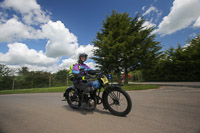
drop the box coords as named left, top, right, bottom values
left=0, top=86, right=67, bottom=95
left=122, top=84, right=159, bottom=91
left=0, top=84, right=159, bottom=95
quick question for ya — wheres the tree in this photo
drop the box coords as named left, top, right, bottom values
left=0, top=64, right=12, bottom=76
left=52, top=69, right=68, bottom=86
left=143, top=34, right=200, bottom=81
left=0, top=64, right=12, bottom=90
left=92, top=10, right=162, bottom=84
left=18, top=66, right=29, bottom=76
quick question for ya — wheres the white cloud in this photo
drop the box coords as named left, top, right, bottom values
left=0, top=42, right=58, bottom=66
left=1, top=0, right=39, bottom=13
left=59, top=58, right=97, bottom=70
left=41, top=20, right=79, bottom=58
left=0, top=17, right=41, bottom=42
left=7, top=64, right=60, bottom=73
left=142, top=21, right=156, bottom=29
left=154, top=0, right=200, bottom=36
left=0, top=0, right=50, bottom=42
left=0, top=18, right=80, bottom=58
left=142, top=5, right=162, bottom=24
left=59, top=44, right=98, bottom=69
left=25, top=64, right=59, bottom=73
left=193, top=16, right=200, bottom=27
left=59, top=58, right=77, bottom=70
left=142, top=6, right=146, bottom=11
left=0, top=0, right=96, bottom=59
left=0, top=0, right=98, bottom=72
left=1, top=42, right=97, bottom=72
left=143, top=6, right=157, bottom=16
left=85, top=62, right=97, bottom=70
left=74, top=44, right=97, bottom=59
left=1, top=0, right=50, bottom=25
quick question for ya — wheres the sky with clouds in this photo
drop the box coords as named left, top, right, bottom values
left=0, top=0, right=199, bottom=73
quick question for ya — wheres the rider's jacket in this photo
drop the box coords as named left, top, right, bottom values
left=72, top=62, right=92, bottom=83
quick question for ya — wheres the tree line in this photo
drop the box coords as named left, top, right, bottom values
left=0, top=66, right=73, bottom=90
left=142, top=35, right=200, bottom=81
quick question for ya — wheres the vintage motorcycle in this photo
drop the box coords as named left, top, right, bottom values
left=63, top=72, right=132, bottom=116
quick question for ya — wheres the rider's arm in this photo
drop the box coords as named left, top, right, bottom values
left=84, top=64, right=96, bottom=75
left=88, top=70, right=97, bottom=75
left=72, top=64, right=82, bottom=80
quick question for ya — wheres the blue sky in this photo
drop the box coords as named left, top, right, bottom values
left=0, top=0, right=200, bottom=72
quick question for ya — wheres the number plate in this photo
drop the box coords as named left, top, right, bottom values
left=101, top=76, right=108, bottom=84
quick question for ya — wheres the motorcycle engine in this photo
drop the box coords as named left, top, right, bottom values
left=87, top=99, right=95, bottom=107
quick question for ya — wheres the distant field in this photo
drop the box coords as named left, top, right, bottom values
left=0, top=84, right=159, bottom=95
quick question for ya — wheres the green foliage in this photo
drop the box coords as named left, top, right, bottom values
left=143, top=34, right=200, bottom=81
left=0, top=64, right=12, bottom=76
left=0, top=76, right=13, bottom=90
left=0, top=65, right=72, bottom=90
left=92, top=10, right=162, bottom=84
left=14, top=71, right=51, bottom=89
left=18, top=66, right=29, bottom=76
left=0, top=65, right=13, bottom=90
left=51, top=69, right=70, bottom=86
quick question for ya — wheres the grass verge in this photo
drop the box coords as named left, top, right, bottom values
left=0, top=84, right=159, bottom=95
left=122, top=84, right=159, bottom=91
left=0, top=86, right=67, bottom=95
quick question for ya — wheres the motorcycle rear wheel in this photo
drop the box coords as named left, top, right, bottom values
left=65, top=88, right=80, bottom=109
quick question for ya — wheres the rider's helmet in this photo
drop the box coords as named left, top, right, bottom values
left=78, top=53, right=88, bottom=63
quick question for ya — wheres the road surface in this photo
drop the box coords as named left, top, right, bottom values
left=0, top=86, right=200, bottom=133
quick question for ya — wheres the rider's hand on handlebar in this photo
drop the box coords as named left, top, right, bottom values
left=82, top=75, right=91, bottom=80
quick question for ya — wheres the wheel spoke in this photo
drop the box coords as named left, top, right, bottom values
left=107, top=90, right=128, bottom=113
left=108, top=92, right=116, bottom=100
left=108, top=91, right=120, bottom=102
left=117, top=91, right=120, bottom=100
left=109, top=102, right=115, bottom=107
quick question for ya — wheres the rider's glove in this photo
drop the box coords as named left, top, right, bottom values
left=82, top=76, right=86, bottom=81
left=82, top=75, right=91, bottom=80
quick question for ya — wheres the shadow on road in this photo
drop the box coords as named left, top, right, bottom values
left=62, top=105, right=112, bottom=116
left=0, top=128, right=5, bottom=133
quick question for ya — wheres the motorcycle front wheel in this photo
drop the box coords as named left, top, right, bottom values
left=104, top=88, right=132, bottom=116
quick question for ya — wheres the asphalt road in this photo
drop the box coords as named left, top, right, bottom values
left=0, top=86, right=200, bottom=133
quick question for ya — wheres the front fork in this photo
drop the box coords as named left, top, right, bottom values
left=102, top=88, right=110, bottom=110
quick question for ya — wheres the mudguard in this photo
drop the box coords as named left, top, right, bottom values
left=63, top=86, right=76, bottom=97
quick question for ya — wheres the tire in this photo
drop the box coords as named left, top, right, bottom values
left=104, top=88, right=132, bottom=116
left=65, top=88, right=80, bottom=109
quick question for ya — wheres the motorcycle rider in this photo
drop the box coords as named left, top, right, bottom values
left=72, top=53, right=96, bottom=93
